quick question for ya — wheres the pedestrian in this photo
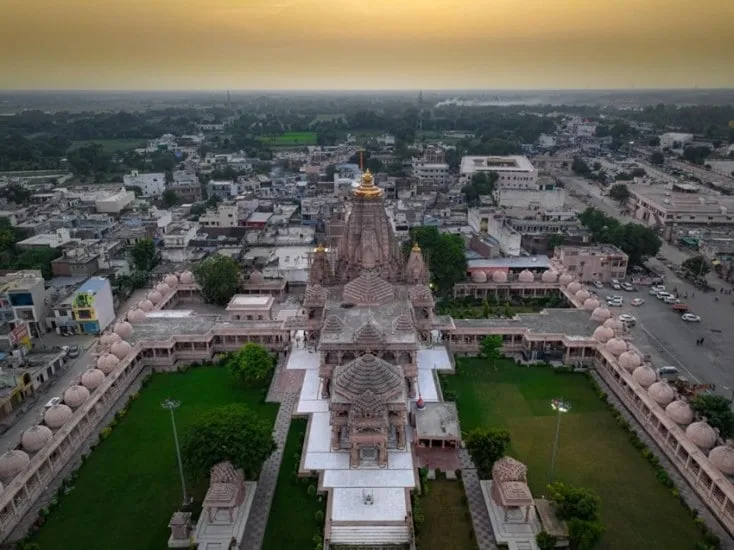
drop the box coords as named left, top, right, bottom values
left=700, top=337, right=705, bottom=346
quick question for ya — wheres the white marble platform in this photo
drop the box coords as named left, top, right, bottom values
left=194, top=481, right=257, bottom=550
left=480, top=481, right=541, bottom=550
left=417, top=346, right=452, bottom=371
left=416, top=368, right=439, bottom=401
left=286, top=347, right=320, bottom=370
left=323, top=468, right=416, bottom=489
left=331, top=487, right=407, bottom=522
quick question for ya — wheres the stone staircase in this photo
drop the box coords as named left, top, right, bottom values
left=329, top=524, right=412, bottom=546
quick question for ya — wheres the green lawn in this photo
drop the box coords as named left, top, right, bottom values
left=442, top=359, right=704, bottom=550
left=258, top=132, right=318, bottom=146
left=69, top=139, right=147, bottom=153
left=32, top=367, right=278, bottom=550
left=262, top=418, right=325, bottom=550
left=416, top=475, right=477, bottom=550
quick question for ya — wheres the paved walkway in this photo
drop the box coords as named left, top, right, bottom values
left=459, top=449, right=498, bottom=550
left=591, top=371, right=734, bottom=549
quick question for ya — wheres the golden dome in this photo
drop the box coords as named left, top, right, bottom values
left=315, top=243, right=326, bottom=253
left=353, top=169, right=384, bottom=199
left=411, top=242, right=421, bottom=253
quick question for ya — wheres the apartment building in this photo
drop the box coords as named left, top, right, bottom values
left=459, top=155, right=538, bottom=189
left=170, top=170, right=202, bottom=203
left=94, top=188, right=136, bottom=213
left=553, top=244, right=628, bottom=283
left=70, top=277, right=115, bottom=335
left=123, top=171, right=166, bottom=197
left=0, top=271, right=48, bottom=338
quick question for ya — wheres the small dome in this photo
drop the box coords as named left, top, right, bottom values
left=575, top=289, right=590, bottom=302
left=63, top=385, right=90, bottom=408
left=81, top=368, right=106, bottom=390
left=567, top=281, right=582, bottom=294
left=21, top=425, right=53, bottom=453
left=709, top=446, right=734, bottom=475
left=492, top=270, right=508, bottom=283
left=156, top=282, right=171, bottom=294
left=518, top=269, right=535, bottom=283
left=559, top=273, right=573, bottom=285
left=128, top=309, right=146, bottom=324
left=147, top=290, right=162, bottom=304
left=471, top=271, right=487, bottom=283
left=593, top=325, right=614, bottom=343
left=138, top=299, right=154, bottom=312
left=165, top=274, right=179, bottom=287
left=591, top=307, right=611, bottom=322
left=633, top=365, right=657, bottom=387
left=114, top=321, right=133, bottom=338
left=0, top=450, right=30, bottom=479
left=44, top=404, right=73, bottom=429
left=110, top=340, right=132, bottom=360
left=416, top=396, right=425, bottom=410
left=666, top=400, right=694, bottom=425
left=100, top=332, right=121, bottom=346
left=618, top=351, right=642, bottom=371
left=541, top=270, right=558, bottom=283
left=179, top=271, right=195, bottom=284
left=97, top=353, right=120, bottom=373
left=686, top=421, right=717, bottom=450
left=583, top=297, right=599, bottom=311
left=604, top=318, right=624, bottom=333
left=648, top=381, right=675, bottom=406
left=249, top=271, right=264, bottom=283
left=605, top=337, right=627, bottom=356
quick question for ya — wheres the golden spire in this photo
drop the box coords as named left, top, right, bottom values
left=315, top=243, right=326, bottom=253
left=412, top=242, right=421, bottom=253
left=353, top=169, right=384, bottom=199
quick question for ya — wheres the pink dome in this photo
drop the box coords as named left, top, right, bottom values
left=709, top=446, right=734, bottom=475
left=114, top=321, right=133, bottom=338
left=618, top=351, right=642, bottom=371
left=666, top=400, right=694, bottom=425
left=128, top=309, right=146, bottom=324
left=156, top=282, right=171, bottom=294
left=44, top=404, right=73, bottom=429
left=138, top=299, right=154, bottom=312
left=165, top=274, right=179, bottom=287
left=686, top=422, right=717, bottom=450
left=567, top=281, right=582, bottom=294
left=604, top=318, right=624, bottom=333
left=605, top=337, right=627, bottom=356
left=0, top=450, right=30, bottom=479
left=633, top=365, right=657, bottom=387
left=591, top=307, right=612, bottom=322
left=593, top=325, right=614, bottom=343
left=518, top=269, right=534, bottom=283
left=100, top=332, right=121, bottom=346
left=583, top=298, right=599, bottom=311
left=97, top=352, right=120, bottom=373
left=179, top=271, right=195, bottom=284
left=81, top=368, right=106, bottom=390
left=492, top=271, right=508, bottom=283
left=648, top=381, right=675, bottom=406
left=148, top=290, right=162, bottom=304
left=110, top=340, right=132, bottom=360
left=63, top=385, right=90, bottom=408
left=21, top=425, right=53, bottom=453
left=471, top=271, right=487, bottom=283
left=575, top=289, right=590, bottom=302
left=559, top=273, right=573, bottom=285
left=541, top=270, right=558, bottom=283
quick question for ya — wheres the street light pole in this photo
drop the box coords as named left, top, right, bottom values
left=548, top=398, right=571, bottom=485
left=162, top=399, right=189, bottom=506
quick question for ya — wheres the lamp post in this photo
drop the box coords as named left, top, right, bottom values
left=548, top=398, right=571, bottom=484
left=162, top=398, right=190, bottom=506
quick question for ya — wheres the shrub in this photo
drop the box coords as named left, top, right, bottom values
left=100, top=427, right=113, bottom=440
left=314, top=510, right=324, bottom=524
left=536, top=530, right=558, bottom=550
left=307, top=484, right=316, bottom=496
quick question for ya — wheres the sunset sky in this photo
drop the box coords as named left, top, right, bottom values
left=1, top=0, right=733, bottom=90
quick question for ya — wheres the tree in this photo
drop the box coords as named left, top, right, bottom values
left=407, top=226, right=467, bottom=294
left=547, top=234, right=565, bottom=252
left=181, top=404, right=276, bottom=481
left=465, top=428, right=511, bottom=479
left=571, top=157, right=591, bottom=176
left=226, top=343, right=275, bottom=386
left=162, top=188, right=179, bottom=207
left=567, top=518, right=605, bottom=550
left=578, top=208, right=661, bottom=266
left=650, top=151, right=664, bottom=165
left=691, top=395, right=734, bottom=440
left=130, top=238, right=157, bottom=272
left=462, top=172, right=498, bottom=206
left=608, top=184, right=631, bottom=204
left=536, top=531, right=558, bottom=550
left=681, top=255, right=710, bottom=278
left=547, top=482, right=600, bottom=521
left=630, top=167, right=646, bottom=178
left=193, top=254, right=241, bottom=305
left=480, top=335, right=503, bottom=370
left=614, top=172, right=632, bottom=181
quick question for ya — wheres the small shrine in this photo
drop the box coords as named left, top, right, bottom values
left=167, top=512, right=193, bottom=548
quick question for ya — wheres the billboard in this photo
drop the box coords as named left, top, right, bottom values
left=73, top=291, right=95, bottom=309
left=9, top=323, right=31, bottom=350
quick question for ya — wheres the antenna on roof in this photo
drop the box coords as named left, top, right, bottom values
left=359, top=149, right=364, bottom=171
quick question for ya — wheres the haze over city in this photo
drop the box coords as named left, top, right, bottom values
left=2, top=0, right=733, bottom=90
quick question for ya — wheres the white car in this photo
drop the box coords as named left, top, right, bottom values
left=607, top=299, right=623, bottom=307
left=618, top=314, right=636, bottom=326
left=681, top=313, right=701, bottom=322
left=649, top=287, right=664, bottom=295
left=592, top=281, right=604, bottom=289
left=656, top=292, right=672, bottom=300
left=621, top=283, right=635, bottom=291
left=611, top=282, right=622, bottom=290
left=663, top=296, right=680, bottom=305
left=631, top=298, right=645, bottom=306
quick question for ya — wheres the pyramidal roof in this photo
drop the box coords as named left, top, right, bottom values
left=323, top=315, right=345, bottom=333
left=332, top=353, right=403, bottom=401
left=343, top=271, right=395, bottom=306
left=393, top=313, right=414, bottom=332
left=354, top=321, right=383, bottom=346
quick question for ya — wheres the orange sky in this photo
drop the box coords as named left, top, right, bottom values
left=1, top=0, right=732, bottom=90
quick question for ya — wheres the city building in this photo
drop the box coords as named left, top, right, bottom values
left=411, top=147, right=451, bottom=186
left=660, top=132, right=694, bottom=150
left=123, top=171, right=166, bottom=197
left=94, top=188, right=136, bottom=214
left=552, top=244, right=628, bottom=283
left=0, top=271, right=48, bottom=339
left=16, top=228, right=72, bottom=249
left=70, top=277, right=115, bottom=335
left=169, top=171, right=202, bottom=203
left=199, top=204, right=239, bottom=229
left=460, top=155, right=538, bottom=189
left=207, top=180, right=236, bottom=200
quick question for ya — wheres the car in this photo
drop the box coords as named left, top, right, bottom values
left=607, top=295, right=623, bottom=302
left=607, top=299, right=623, bottom=307
left=611, top=279, right=620, bottom=286
left=663, top=296, right=680, bottom=305
left=592, top=280, right=604, bottom=289
left=631, top=298, right=645, bottom=306
left=66, top=344, right=80, bottom=358
left=681, top=313, right=701, bottom=322
left=618, top=314, right=636, bottom=326
left=658, top=366, right=679, bottom=377
left=44, top=397, right=61, bottom=409
left=611, top=282, right=622, bottom=290
left=621, top=283, right=635, bottom=291
left=656, top=292, right=672, bottom=300
left=649, top=287, right=664, bottom=295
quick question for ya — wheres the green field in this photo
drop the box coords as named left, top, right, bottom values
left=262, top=418, right=325, bottom=550
left=68, top=139, right=147, bottom=153
left=416, top=475, right=477, bottom=550
left=32, top=367, right=278, bottom=550
left=442, top=359, right=704, bottom=550
left=258, top=132, right=318, bottom=146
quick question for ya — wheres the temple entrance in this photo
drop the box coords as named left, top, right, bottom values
left=359, top=446, right=379, bottom=466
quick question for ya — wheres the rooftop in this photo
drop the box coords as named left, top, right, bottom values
left=412, top=402, right=460, bottom=439
left=460, top=155, right=535, bottom=173
left=452, top=308, right=597, bottom=339
left=227, top=295, right=274, bottom=310
left=468, top=256, right=550, bottom=270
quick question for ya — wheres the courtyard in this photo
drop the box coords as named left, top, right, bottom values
left=415, top=475, right=476, bottom=550
left=30, top=367, right=278, bottom=550
left=442, top=358, right=704, bottom=550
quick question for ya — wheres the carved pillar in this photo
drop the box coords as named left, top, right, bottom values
left=379, top=441, right=388, bottom=468
left=397, top=426, right=406, bottom=449
left=331, top=424, right=340, bottom=450
left=350, top=446, right=359, bottom=468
